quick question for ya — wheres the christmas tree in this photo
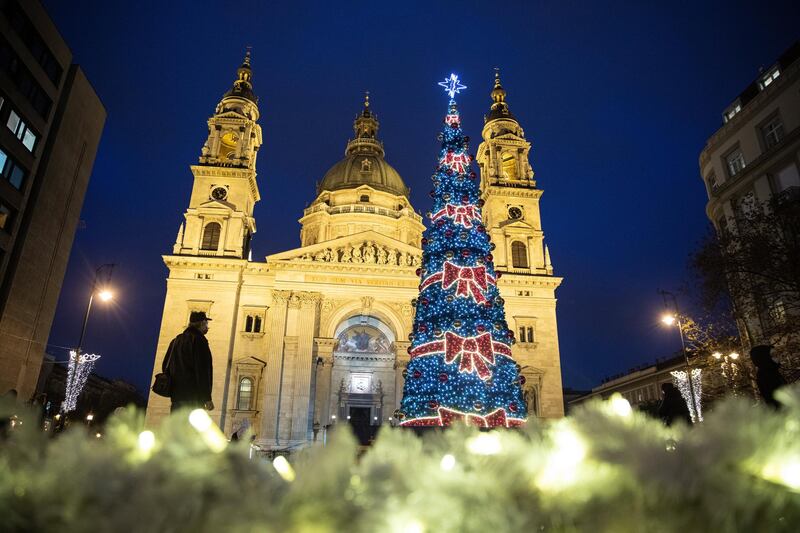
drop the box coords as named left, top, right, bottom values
left=398, top=74, right=527, bottom=428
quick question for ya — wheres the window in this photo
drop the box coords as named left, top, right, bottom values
left=511, top=241, right=528, bottom=268
left=1, top=0, right=63, bottom=85
left=526, top=327, right=534, bottom=343
left=0, top=36, right=53, bottom=119
left=761, top=117, right=784, bottom=149
left=237, top=377, right=253, bottom=410
left=774, top=164, right=800, bottom=192
left=0, top=147, right=26, bottom=189
left=201, top=222, right=221, bottom=250
left=722, top=101, right=741, bottom=123
left=501, top=152, right=517, bottom=179
left=0, top=201, right=13, bottom=232
left=736, top=191, right=756, bottom=220
left=518, top=325, right=535, bottom=344
left=767, top=299, right=786, bottom=325
left=758, top=66, right=780, bottom=90
left=518, top=328, right=526, bottom=343
left=360, top=195, right=370, bottom=202
left=6, top=109, right=37, bottom=152
left=725, top=149, right=746, bottom=177
left=244, top=313, right=262, bottom=333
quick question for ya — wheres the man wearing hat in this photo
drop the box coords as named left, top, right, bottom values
left=163, top=311, right=215, bottom=413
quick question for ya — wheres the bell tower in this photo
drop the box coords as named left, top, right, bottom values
left=476, top=71, right=552, bottom=275
left=173, top=51, right=263, bottom=259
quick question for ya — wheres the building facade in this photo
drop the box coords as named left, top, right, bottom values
left=145, top=59, right=564, bottom=449
left=0, top=0, right=106, bottom=399
left=699, top=42, right=799, bottom=364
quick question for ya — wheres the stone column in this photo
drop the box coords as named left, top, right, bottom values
left=259, top=290, right=289, bottom=443
left=290, top=292, right=320, bottom=442
left=393, top=341, right=411, bottom=415
left=313, top=338, right=336, bottom=428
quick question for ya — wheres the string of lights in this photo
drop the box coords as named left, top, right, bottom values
left=397, top=74, right=527, bottom=428
left=671, top=368, right=703, bottom=422
left=62, top=350, right=101, bottom=413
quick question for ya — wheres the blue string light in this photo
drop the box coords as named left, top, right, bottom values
left=398, top=77, right=527, bottom=428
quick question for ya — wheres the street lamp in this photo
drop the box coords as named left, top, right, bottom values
left=67, top=264, right=115, bottom=414
left=710, top=350, right=740, bottom=391
left=657, top=291, right=700, bottom=422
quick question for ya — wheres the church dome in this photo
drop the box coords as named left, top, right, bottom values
left=318, top=154, right=408, bottom=197
left=317, top=94, right=410, bottom=197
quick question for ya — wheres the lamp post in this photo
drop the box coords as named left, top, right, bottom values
left=68, top=264, right=115, bottom=414
left=658, top=290, right=701, bottom=422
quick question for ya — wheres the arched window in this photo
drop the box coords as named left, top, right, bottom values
left=201, top=222, right=221, bottom=250
left=237, top=377, right=253, bottom=410
left=511, top=241, right=528, bottom=268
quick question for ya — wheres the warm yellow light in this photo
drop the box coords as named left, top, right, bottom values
left=762, top=459, right=800, bottom=491
left=440, top=454, right=456, bottom=472
left=537, top=425, right=587, bottom=491
left=98, top=290, right=113, bottom=302
left=712, top=352, right=723, bottom=359
left=402, top=521, right=425, bottom=533
left=86, top=414, right=94, bottom=421
left=189, top=409, right=212, bottom=431
left=608, top=394, right=632, bottom=417
left=272, top=456, right=295, bottom=482
left=95, top=432, right=102, bottom=438
left=467, top=433, right=502, bottom=455
left=729, top=352, right=740, bottom=360
left=138, top=430, right=156, bottom=453
left=661, top=314, right=676, bottom=326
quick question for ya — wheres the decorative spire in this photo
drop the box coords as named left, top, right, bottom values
left=223, top=48, right=257, bottom=103
left=485, top=68, right=514, bottom=123
left=347, top=92, right=383, bottom=156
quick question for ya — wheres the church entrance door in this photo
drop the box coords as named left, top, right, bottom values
left=349, top=407, right=376, bottom=445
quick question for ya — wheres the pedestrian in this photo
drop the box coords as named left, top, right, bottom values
left=657, top=382, right=692, bottom=426
left=749, top=345, right=786, bottom=409
left=163, top=311, right=214, bottom=413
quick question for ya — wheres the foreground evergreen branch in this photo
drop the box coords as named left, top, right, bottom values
left=1, top=389, right=799, bottom=533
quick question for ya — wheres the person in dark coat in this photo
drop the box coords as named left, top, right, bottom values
left=165, top=311, right=214, bottom=413
left=749, top=345, right=786, bottom=409
left=657, top=382, right=692, bottom=426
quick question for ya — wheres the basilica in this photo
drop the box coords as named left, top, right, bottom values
left=145, top=54, right=564, bottom=449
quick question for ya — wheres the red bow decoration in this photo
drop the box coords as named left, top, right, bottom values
left=399, top=408, right=526, bottom=428
left=445, top=113, right=461, bottom=126
left=442, top=262, right=493, bottom=304
left=431, top=204, right=481, bottom=228
left=444, top=331, right=495, bottom=380
left=440, top=151, right=470, bottom=173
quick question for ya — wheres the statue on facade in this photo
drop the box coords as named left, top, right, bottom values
left=340, top=247, right=352, bottom=263
left=364, top=242, right=376, bottom=263
left=386, top=248, right=397, bottom=265
left=377, top=245, right=388, bottom=265
left=352, top=244, right=363, bottom=263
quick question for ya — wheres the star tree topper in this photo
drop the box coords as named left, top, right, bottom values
left=438, top=73, right=467, bottom=99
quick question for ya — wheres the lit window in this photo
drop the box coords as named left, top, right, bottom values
left=725, top=149, right=746, bottom=177
left=759, top=66, right=780, bottom=90
left=722, top=101, right=742, bottom=123
left=511, top=241, right=528, bottom=268
left=5, top=109, right=37, bottom=152
left=237, top=377, right=253, bottom=410
left=762, top=117, right=784, bottom=149
left=0, top=148, right=26, bottom=189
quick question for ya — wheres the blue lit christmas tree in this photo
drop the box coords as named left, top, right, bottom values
left=398, top=74, right=527, bottom=428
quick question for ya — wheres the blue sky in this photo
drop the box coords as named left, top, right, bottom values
left=42, top=0, right=799, bottom=393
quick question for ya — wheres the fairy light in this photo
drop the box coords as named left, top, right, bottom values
left=467, top=433, right=502, bottom=455
left=671, top=369, right=703, bottom=422
left=537, top=424, right=587, bottom=491
left=608, top=394, right=632, bottom=418
left=440, top=454, right=456, bottom=471
left=398, top=77, right=527, bottom=428
left=138, top=430, right=156, bottom=453
left=761, top=458, right=800, bottom=491
left=61, top=351, right=101, bottom=413
left=188, top=409, right=227, bottom=453
left=272, top=456, right=295, bottom=482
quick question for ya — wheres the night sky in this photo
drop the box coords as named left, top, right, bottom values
left=42, top=1, right=799, bottom=395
